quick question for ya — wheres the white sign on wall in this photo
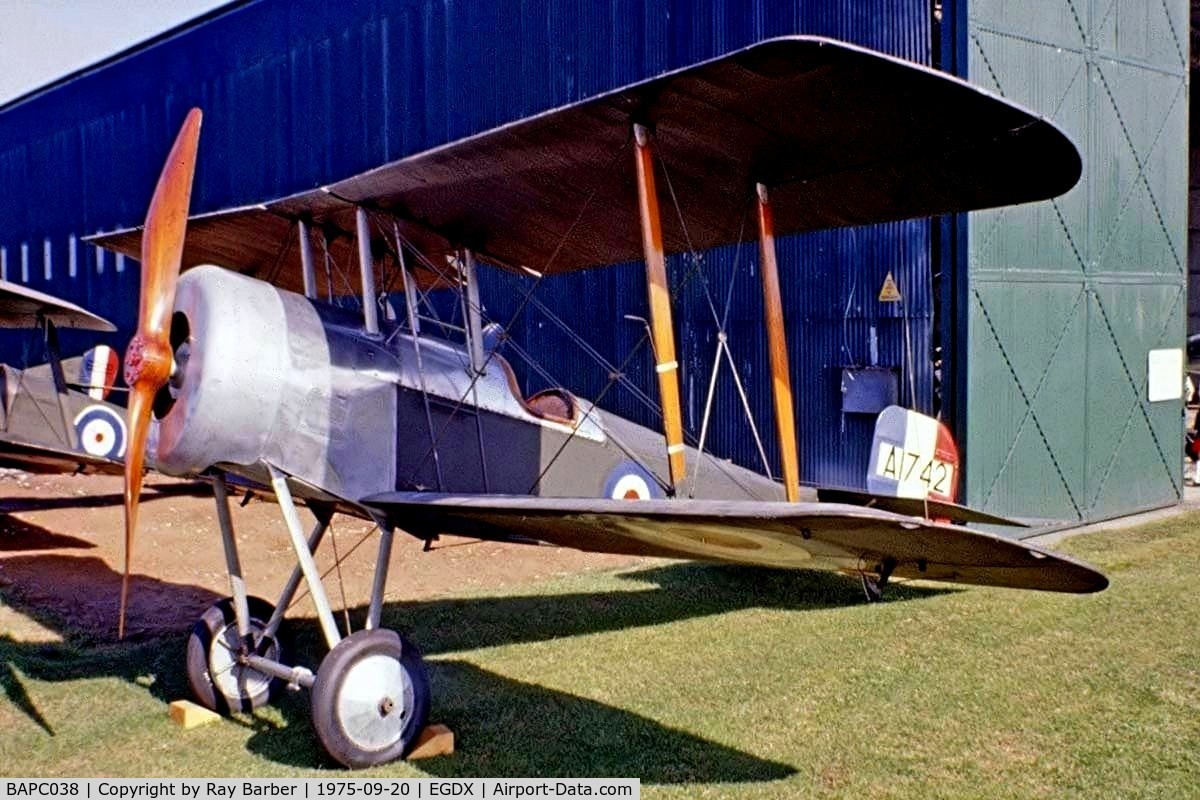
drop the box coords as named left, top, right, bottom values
left=1147, top=348, right=1184, bottom=402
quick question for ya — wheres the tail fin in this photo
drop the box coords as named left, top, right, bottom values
left=78, top=344, right=120, bottom=400
left=866, top=405, right=959, bottom=503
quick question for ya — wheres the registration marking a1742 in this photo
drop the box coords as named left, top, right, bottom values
left=875, top=442, right=954, bottom=497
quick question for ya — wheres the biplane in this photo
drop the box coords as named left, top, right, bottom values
left=0, top=281, right=126, bottom=476
left=90, top=36, right=1107, bottom=768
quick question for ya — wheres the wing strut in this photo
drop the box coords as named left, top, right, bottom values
left=633, top=123, right=686, bottom=492
left=297, top=218, right=318, bottom=299
left=41, top=318, right=77, bottom=451
left=461, top=249, right=486, bottom=375
left=756, top=183, right=801, bottom=502
left=354, top=207, right=381, bottom=336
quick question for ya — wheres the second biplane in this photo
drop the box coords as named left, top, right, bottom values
left=92, top=36, right=1106, bottom=767
left=0, top=281, right=126, bottom=476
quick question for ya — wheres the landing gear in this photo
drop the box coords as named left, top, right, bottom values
left=311, top=629, right=431, bottom=768
left=187, top=596, right=285, bottom=714
left=861, top=557, right=896, bottom=603
left=861, top=573, right=885, bottom=603
left=189, top=470, right=428, bottom=769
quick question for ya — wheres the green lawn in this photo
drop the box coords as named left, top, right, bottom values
left=2, top=513, right=1198, bottom=798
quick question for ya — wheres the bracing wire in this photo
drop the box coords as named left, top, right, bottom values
left=659, top=158, right=773, bottom=485
left=326, top=134, right=778, bottom=502
left=326, top=519, right=353, bottom=636
left=286, top=522, right=379, bottom=614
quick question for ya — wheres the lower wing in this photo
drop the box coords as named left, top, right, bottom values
left=0, top=436, right=125, bottom=475
left=363, top=493, right=1106, bottom=594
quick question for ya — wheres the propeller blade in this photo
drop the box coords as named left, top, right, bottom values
left=141, top=108, right=202, bottom=339
left=118, top=383, right=154, bottom=639
left=119, top=108, right=202, bottom=639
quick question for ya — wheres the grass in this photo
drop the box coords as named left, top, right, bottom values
left=2, top=513, right=1199, bottom=797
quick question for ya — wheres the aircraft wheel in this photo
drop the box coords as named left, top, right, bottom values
left=186, top=596, right=286, bottom=714
left=311, top=628, right=430, bottom=768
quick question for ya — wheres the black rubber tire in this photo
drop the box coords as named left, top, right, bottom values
left=186, top=596, right=286, bottom=715
left=310, top=628, right=431, bottom=769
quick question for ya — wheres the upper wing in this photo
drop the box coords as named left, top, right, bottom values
left=363, top=493, right=1105, bottom=594
left=0, top=281, right=116, bottom=331
left=89, top=35, right=1080, bottom=292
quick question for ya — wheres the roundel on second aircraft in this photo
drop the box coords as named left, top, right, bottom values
left=73, top=404, right=128, bottom=459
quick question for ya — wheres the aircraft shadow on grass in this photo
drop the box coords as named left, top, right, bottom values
left=0, top=550, right=950, bottom=780
left=247, top=659, right=797, bottom=781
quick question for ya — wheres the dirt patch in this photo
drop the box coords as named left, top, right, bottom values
left=0, top=472, right=644, bottom=641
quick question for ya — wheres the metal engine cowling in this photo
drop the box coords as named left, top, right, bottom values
left=155, top=265, right=398, bottom=499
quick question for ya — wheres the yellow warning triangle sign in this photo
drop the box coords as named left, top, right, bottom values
left=878, top=271, right=902, bottom=302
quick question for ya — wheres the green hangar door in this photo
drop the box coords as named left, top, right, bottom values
left=962, top=0, right=1188, bottom=523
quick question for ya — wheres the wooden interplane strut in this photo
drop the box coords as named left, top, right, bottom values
left=756, top=184, right=801, bottom=502
left=633, top=124, right=686, bottom=491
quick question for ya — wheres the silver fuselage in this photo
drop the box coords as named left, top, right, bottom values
left=155, top=266, right=785, bottom=508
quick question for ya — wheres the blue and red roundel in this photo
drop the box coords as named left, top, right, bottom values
left=73, top=404, right=127, bottom=459
left=602, top=461, right=664, bottom=500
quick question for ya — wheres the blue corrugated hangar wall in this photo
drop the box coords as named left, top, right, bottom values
left=0, top=0, right=935, bottom=493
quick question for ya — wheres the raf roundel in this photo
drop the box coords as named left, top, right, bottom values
left=603, top=461, right=664, bottom=500
left=73, top=405, right=128, bottom=459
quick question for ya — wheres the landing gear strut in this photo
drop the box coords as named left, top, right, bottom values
left=861, top=558, right=896, bottom=603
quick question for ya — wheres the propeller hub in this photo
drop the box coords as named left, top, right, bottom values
left=124, top=333, right=173, bottom=390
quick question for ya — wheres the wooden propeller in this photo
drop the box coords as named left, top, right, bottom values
left=118, top=108, right=202, bottom=639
